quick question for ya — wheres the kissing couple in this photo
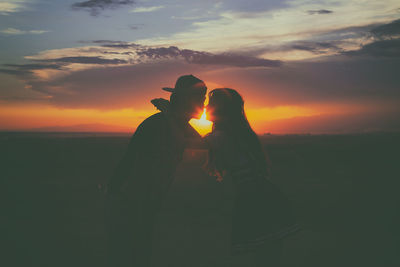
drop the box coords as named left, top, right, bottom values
left=106, top=75, right=301, bottom=267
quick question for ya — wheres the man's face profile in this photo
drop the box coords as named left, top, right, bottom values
left=186, top=92, right=206, bottom=119
left=187, top=82, right=206, bottom=119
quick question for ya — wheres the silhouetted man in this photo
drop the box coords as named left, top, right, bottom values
left=107, top=75, right=207, bottom=267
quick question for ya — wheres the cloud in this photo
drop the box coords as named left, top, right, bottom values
left=289, top=41, right=341, bottom=53
left=0, top=41, right=281, bottom=109
left=134, top=0, right=398, bottom=55
left=135, top=46, right=282, bottom=67
left=370, top=19, right=400, bottom=39
left=37, top=56, right=128, bottom=65
left=1, top=28, right=50, bottom=35
left=80, top=39, right=128, bottom=44
left=0, top=1, right=28, bottom=15
left=3, top=63, right=63, bottom=71
left=0, top=43, right=280, bottom=80
left=237, top=20, right=399, bottom=60
left=261, top=40, right=343, bottom=55
left=345, top=39, right=400, bottom=57
left=307, top=9, right=333, bottom=15
left=130, top=5, right=164, bottom=13
left=0, top=68, right=30, bottom=76
left=71, top=0, right=135, bottom=16
left=0, top=57, right=126, bottom=78
left=343, top=19, right=400, bottom=58
left=1, top=63, right=63, bottom=77
left=0, top=43, right=282, bottom=107
left=101, top=43, right=141, bottom=48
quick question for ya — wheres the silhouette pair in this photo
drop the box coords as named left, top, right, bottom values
left=107, top=75, right=300, bottom=267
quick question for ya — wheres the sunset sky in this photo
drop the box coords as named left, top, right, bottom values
left=1, top=0, right=399, bottom=134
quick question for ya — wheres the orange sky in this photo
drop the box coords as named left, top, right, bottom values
left=1, top=2, right=399, bottom=134
left=0, top=98, right=389, bottom=134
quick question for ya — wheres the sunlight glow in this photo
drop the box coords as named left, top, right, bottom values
left=189, top=108, right=213, bottom=136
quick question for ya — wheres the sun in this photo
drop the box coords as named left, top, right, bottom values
left=189, top=108, right=213, bottom=136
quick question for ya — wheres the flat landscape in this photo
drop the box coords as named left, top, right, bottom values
left=1, top=132, right=399, bottom=267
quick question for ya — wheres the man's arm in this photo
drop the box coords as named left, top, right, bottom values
left=184, top=136, right=207, bottom=149
left=107, top=128, right=141, bottom=194
left=107, top=117, right=163, bottom=194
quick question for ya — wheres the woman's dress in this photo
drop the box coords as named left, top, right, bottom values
left=205, top=131, right=301, bottom=254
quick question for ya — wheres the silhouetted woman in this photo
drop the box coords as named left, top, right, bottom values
left=203, top=88, right=300, bottom=266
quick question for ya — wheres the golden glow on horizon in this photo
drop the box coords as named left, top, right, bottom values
left=189, top=108, right=213, bottom=136
left=0, top=102, right=373, bottom=133
left=246, top=106, right=321, bottom=122
left=0, top=104, right=151, bottom=132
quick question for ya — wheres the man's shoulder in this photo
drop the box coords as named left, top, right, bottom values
left=136, top=112, right=168, bottom=133
left=142, top=112, right=166, bottom=124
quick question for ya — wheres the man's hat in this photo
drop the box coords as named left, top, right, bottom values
left=162, top=75, right=207, bottom=95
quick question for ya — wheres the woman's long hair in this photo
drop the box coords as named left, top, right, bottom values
left=205, top=88, right=269, bottom=179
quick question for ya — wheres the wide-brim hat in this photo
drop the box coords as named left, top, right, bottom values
left=162, top=74, right=207, bottom=95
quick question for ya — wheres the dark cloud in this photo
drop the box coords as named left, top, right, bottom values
left=0, top=69, right=31, bottom=76
left=185, top=51, right=282, bottom=67
left=0, top=45, right=280, bottom=81
left=37, top=56, right=128, bottom=64
left=92, top=40, right=129, bottom=44
left=238, top=23, right=386, bottom=58
left=249, top=20, right=400, bottom=57
left=102, top=51, right=134, bottom=55
left=136, top=46, right=282, bottom=67
left=3, top=63, right=63, bottom=70
left=244, top=41, right=344, bottom=57
left=345, top=39, right=400, bottom=57
left=78, top=40, right=140, bottom=48
left=0, top=57, right=127, bottom=78
left=0, top=63, right=62, bottom=77
left=343, top=19, right=400, bottom=57
left=101, top=43, right=141, bottom=48
left=315, top=23, right=379, bottom=41
left=289, top=41, right=342, bottom=54
left=71, top=0, right=135, bottom=16
left=370, top=19, right=400, bottom=39
left=307, top=9, right=333, bottom=15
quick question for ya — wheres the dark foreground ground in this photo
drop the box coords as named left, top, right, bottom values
left=1, top=132, right=399, bottom=267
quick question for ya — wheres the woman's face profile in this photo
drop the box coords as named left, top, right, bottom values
left=206, top=96, right=219, bottom=122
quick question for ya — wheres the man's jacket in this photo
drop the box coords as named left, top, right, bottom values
left=108, top=112, right=200, bottom=209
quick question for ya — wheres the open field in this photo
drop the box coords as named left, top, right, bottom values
left=1, top=132, right=399, bottom=267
